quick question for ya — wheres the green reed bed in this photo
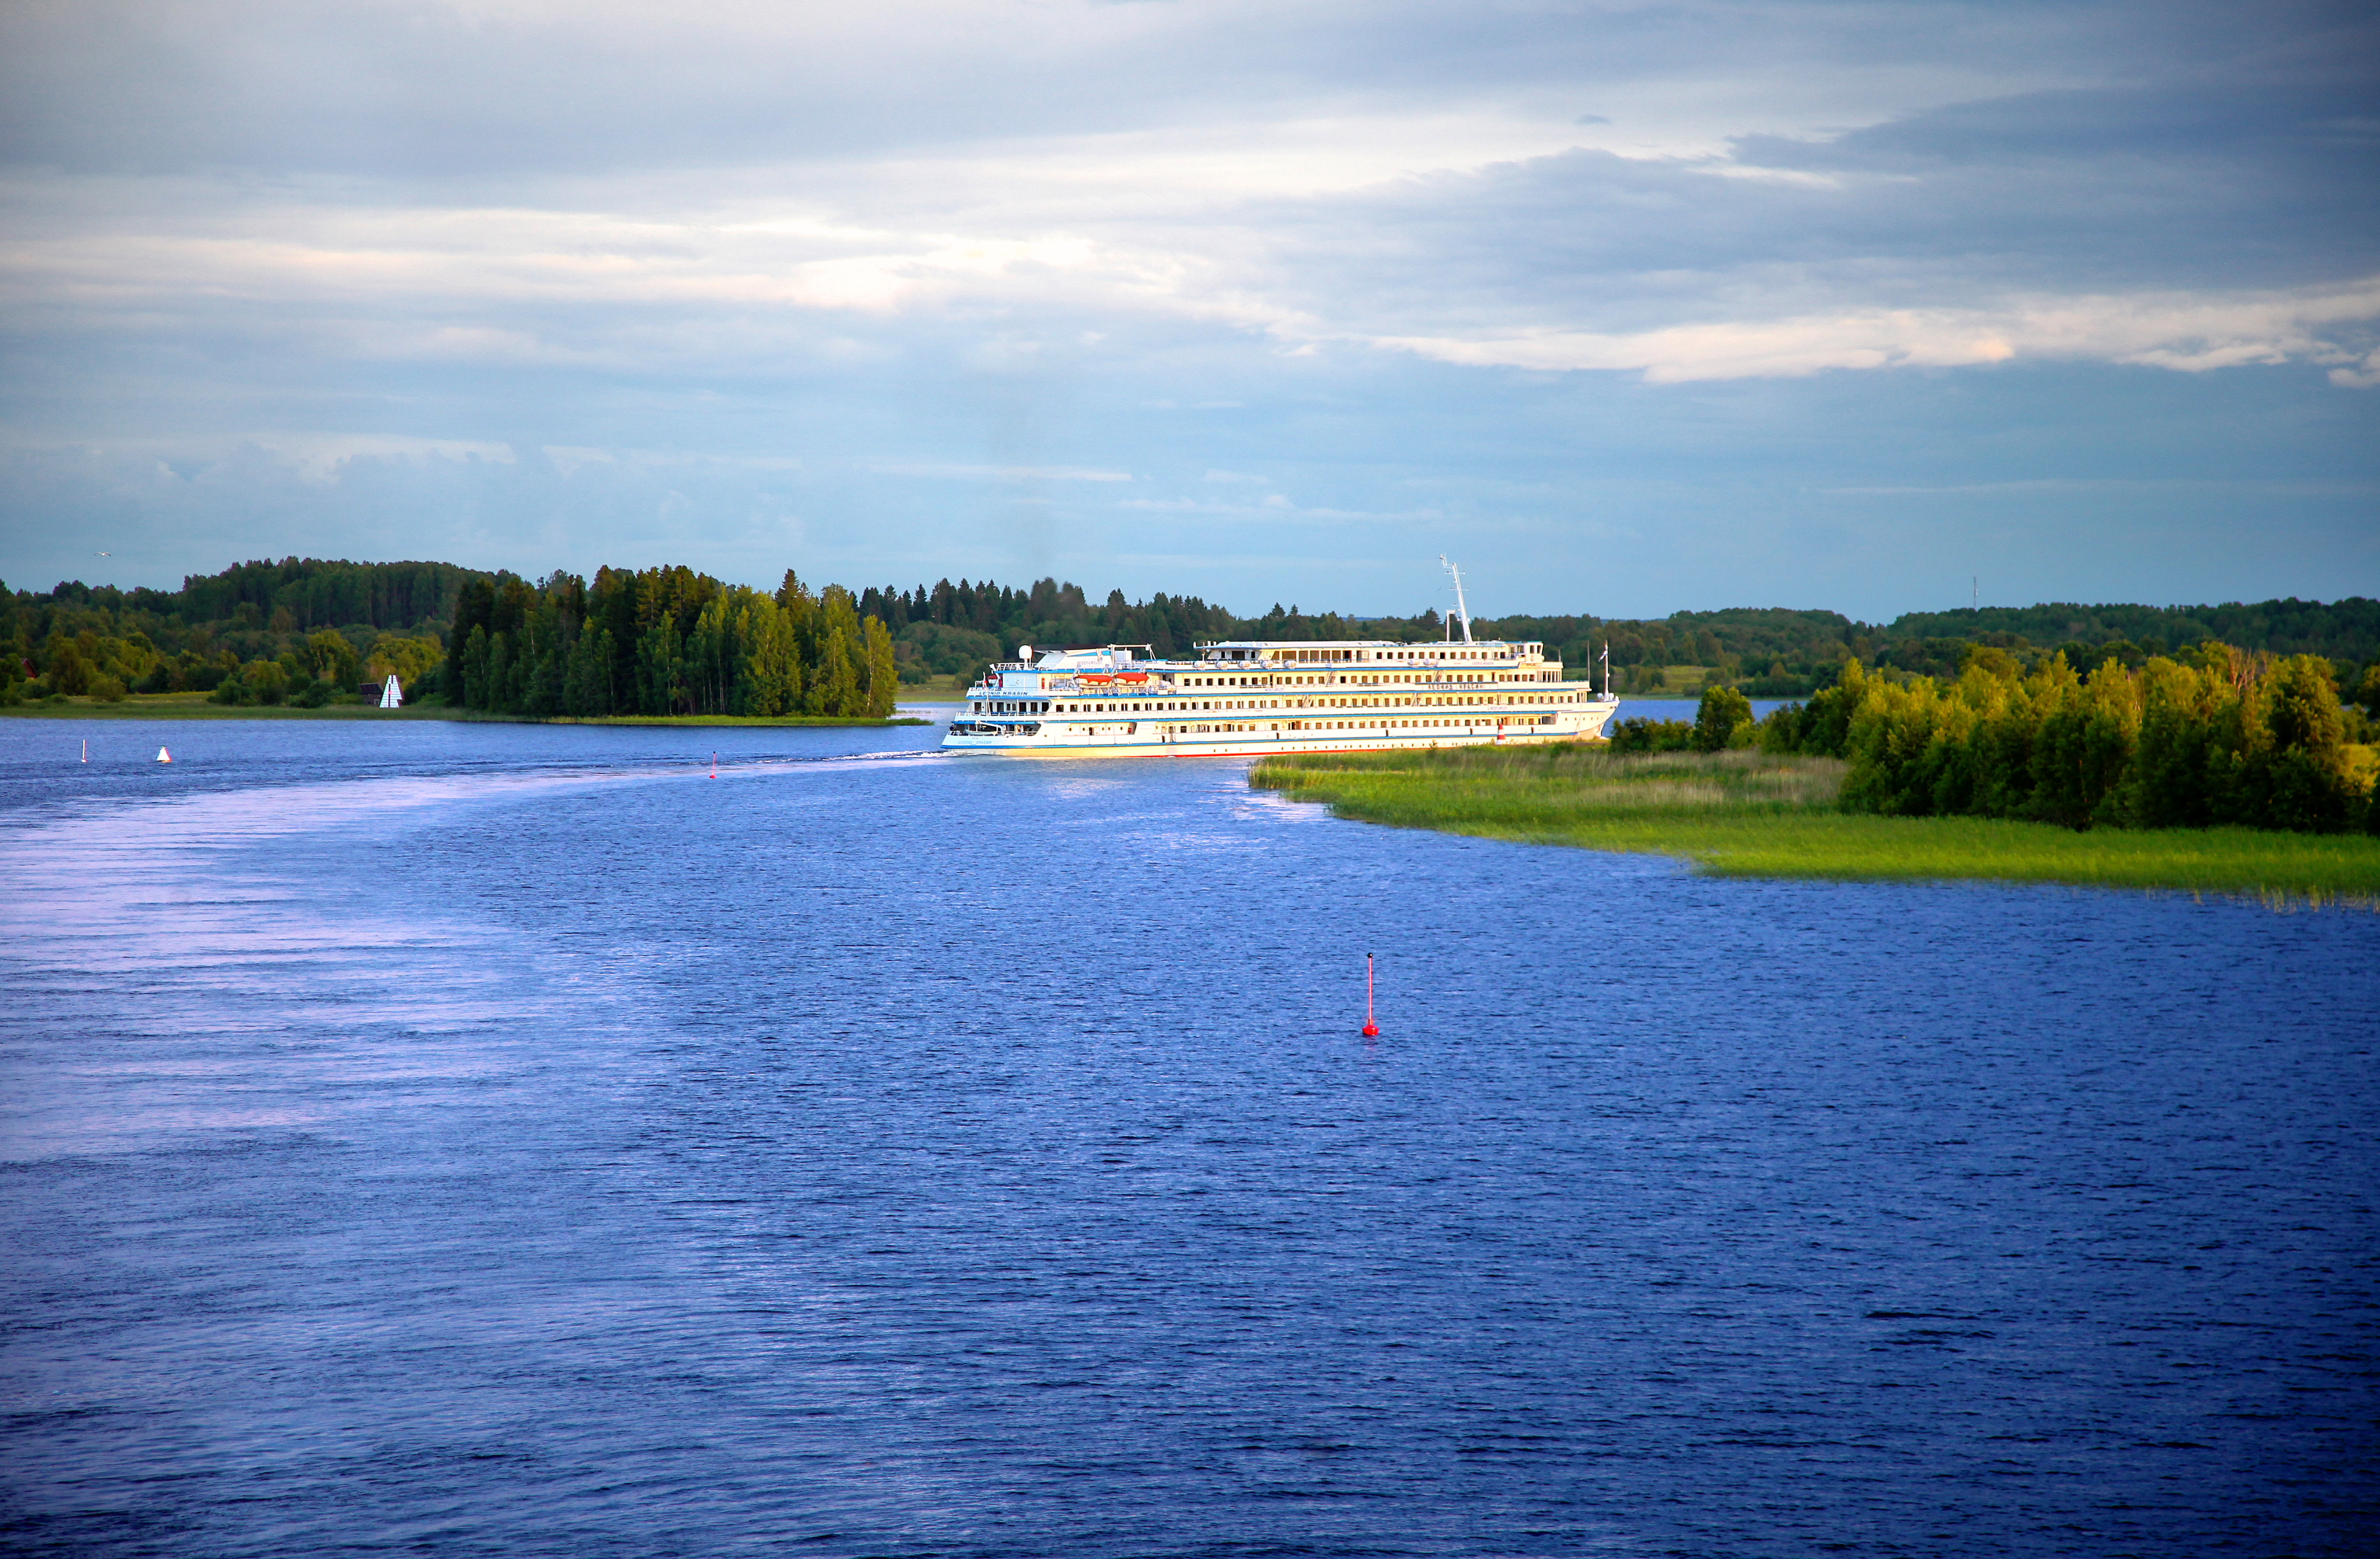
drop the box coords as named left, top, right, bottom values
left=1249, top=745, right=2380, bottom=903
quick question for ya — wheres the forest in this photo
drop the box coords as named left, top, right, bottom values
left=442, top=567, right=896, bottom=718
left=1758, top=647, right=2379, bottom=834
left=0, top=559, right=904, bottom=717
left=4, top=556, right=2376, bottom=734
left=1601, top=644, right=2378, bottom=834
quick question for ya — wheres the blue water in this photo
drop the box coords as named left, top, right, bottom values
left=1614, top=698, right=1797, bottom=724
left=2, top=717, right=2374, bottom=1557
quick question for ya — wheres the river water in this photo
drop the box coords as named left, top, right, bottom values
left=2, top=716, right=2373, bottom=1557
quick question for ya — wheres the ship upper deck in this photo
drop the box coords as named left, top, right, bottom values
left=986, top=637, right=1549, bottom=675
left=973, top=637, right=1596, bottom=699
left=1192, top=637, right=1544, bottom=666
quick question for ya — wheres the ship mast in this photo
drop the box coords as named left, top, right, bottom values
left=1439, top=556, right=1474, bottom=644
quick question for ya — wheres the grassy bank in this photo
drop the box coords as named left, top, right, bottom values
left=0, top=693, right=924, bottom=726
left=1614, top=663, right=1722, bottom=698
left=1250, top=745, right=2380, bottom=904
left=897, top=674, right=977, bottom=699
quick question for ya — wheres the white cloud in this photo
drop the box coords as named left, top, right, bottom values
left=541, top=444, right=612, bottom=476
left=2, top=0, right=2375, bottom=610
left=1373, top=279, right=2380, bottom=383
left=249, top=434, right=517, bottom=484
left=1117, top=494, right=1439, bottom=523
left=3, top=0, right=2367, bottom=397
left=8, top=138, right=2371, bottom=391
left=2330, top=351, right=2380, bottom=390
left=864, top=462, right=1132, bottom=483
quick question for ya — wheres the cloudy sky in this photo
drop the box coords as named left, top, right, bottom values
left=1, top=0, right=2373, bottom=620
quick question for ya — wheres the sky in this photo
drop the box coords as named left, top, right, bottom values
left=0, top=0, right=2374, bottom=623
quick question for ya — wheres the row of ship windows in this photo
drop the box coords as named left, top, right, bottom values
left=996, top=666, right=1552, bottom=695
left=1281, top=716, right=1559, bottom=728
left=1208, top=647, right=1533, bottom=665
left=959, top=714, right=1564, bottom=739
left=974, top=695, right=1588, bottom=715
left=1183, top=672, right=1506, bottom=687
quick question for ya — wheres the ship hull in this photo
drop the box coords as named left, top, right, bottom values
left=941, top=703, right=1620, bottom=758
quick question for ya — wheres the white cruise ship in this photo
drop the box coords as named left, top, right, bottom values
left=942, top=634, right=1620, bottom=758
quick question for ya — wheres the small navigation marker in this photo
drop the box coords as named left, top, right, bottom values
left=81, top=739, right=87, bottom=764
left=156, top=746, right=171, bottom=763
left=1362, top=952, right=1380, bottom=1038
left=711, top=750, right=718, bottom=779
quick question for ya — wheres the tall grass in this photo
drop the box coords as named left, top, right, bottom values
left=1250, top=746, right=2380, bottom=904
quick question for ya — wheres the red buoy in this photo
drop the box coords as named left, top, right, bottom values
left=1362, top=952, right=1380, bottom=1037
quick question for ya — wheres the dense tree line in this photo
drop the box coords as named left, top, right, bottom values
left=443, top=566, right=897, bottom=718
left=5, top=554, right=2377, bottom=732
left=850, top=583, right=1867, bottom=691
left=1539, top=601, right=2380, bottom=699
left=1761, top=648, right=2380, bottom=834
left=850, top=577, right=1248, bottom=683
left=0, top=556, right=901, bottom=715
left=0, top=558, right=481, bottom=705
left=1886, top=599, right=2380, bottom=663
left=174, top=558, right=479, bottom=634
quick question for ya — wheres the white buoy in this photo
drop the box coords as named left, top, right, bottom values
left=81, top=739, right=87, bottom=763
left=157, top=746, right=172, bottom=763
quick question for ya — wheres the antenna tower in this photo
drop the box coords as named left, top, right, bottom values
left=1438, top=556, right=1474, bottom=644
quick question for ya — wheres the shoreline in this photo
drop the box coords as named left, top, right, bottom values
left=0, top=697, right=927, bottom=728
left=1250, top=746, right=2380, bottom=905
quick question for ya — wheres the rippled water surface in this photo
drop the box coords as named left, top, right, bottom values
left=3, top=717, right=2375, bottom=1557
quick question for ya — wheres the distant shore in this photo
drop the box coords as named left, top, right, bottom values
left=0, top=693, right=927, bottom=728
left=1250, top=744, right=2380, bottom=905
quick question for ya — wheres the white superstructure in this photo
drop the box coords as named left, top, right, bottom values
left=942, top=636, right=1619, bottom=758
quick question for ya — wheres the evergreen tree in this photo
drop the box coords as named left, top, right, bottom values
left=737, top=599, right=802, bottom=716
left=637, top=615, right=683, bottom=715
left=564, top=626, right=612, bottom=716
left=484, top=631, right=513, bottom=712
left=686, top=594, right=737, bottom=715
left=861, top=615, right=897, bottom=717
left=521, top=602, right=565, bottom=715
left=811, top=626, right=857, bottom=716
left=810, top=586, right=863, bottom=715
left=459, top=626, right=491, bottom=709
